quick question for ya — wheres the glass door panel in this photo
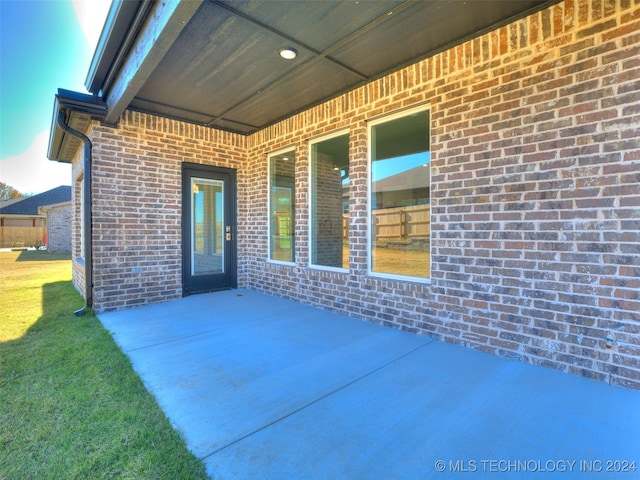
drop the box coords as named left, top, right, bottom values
left=192, top=177, right=224, bottom=276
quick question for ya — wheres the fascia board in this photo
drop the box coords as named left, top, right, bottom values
left=102, top=0, right=203, bottom=126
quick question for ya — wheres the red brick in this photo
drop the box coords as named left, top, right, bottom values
left=67, top=0, right=640, bottom=390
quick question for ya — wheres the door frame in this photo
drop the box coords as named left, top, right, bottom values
left=182, top=163, right=237, bottom=296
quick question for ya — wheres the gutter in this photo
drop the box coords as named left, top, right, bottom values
left=85, top=0, right=155, bottom=97
left=55, top=112, right=94, bottom=316
left=49, top=90, right=107, bottom=316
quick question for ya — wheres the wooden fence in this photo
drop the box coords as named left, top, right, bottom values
left=343, top=204, right=430, bottom=242
left=0, top=226, right=46, bottom=248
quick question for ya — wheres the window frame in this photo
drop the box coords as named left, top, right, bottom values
left=308, top=129, right=350, bottom=273
left=367, top=105, right=432, bottom=283
left=77, top=173, right=85, bottom=263
left=268, top=147, right=297, bottom=265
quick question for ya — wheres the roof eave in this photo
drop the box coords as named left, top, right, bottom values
left=47, top=89, right=107, bottom=163
left=85, top=0, right=153, bottom=96
left=0, top=213, right=46, bottom=219
left=38, top=200, right=72, bottom=214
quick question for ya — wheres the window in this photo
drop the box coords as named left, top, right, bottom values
left=269, top=149, right=295, bottom=263
left=369, top=108, right=430, bottom=279
left=310, top=131, right=349, bottom=270
left=78, top=176, right=85, bottom=260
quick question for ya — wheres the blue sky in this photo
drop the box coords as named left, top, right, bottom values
left=372, top=152, right=430, bottom=182
left=0, top=0, right=110, bottom=195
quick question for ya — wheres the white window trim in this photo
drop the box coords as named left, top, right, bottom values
left=366, top=104, right=432, bottom=283
left=267, top=146, right=296, bottom=266
left=308, top=128, right=350, bottom=273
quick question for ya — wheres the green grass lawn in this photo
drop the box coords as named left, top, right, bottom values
left=0, top=250, right=209, bottom=479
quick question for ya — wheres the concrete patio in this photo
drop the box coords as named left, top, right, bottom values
left=99, top=289, right=640, bottom=479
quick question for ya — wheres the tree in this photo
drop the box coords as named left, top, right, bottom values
left=0, top=182, right=24, bottom=201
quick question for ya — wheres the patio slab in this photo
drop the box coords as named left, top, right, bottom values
left=99, top=289, right=640, bottom=479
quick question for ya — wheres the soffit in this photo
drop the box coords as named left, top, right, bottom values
left=105, top=0, right=560, bottom=135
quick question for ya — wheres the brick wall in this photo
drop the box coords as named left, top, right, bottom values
left=82, top=0, right=639, bottom=388
left=89, top=112, right=246, bottom=311
left=312, top=152, right=344, bottom=267
left=428, top=0, right=640, bottom=389
left=242, top=0, right=640, bottom=389
left=45, top=203, right=72, bottom=253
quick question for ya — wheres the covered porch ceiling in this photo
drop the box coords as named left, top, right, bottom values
left=87, top=0, right=560, bottom=135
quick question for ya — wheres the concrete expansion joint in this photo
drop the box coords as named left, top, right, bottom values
left=199, top=339, right=434, bottom=461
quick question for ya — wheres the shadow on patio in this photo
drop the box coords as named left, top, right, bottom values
left=99, top=289, right=640, bottom=479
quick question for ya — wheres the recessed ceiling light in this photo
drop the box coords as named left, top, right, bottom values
left=279, top=47, right=298, bottom=60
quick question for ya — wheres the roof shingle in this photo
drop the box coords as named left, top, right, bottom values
left=0, top=186, right=71, bottom=215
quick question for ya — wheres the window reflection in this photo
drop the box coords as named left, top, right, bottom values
left=269, top=151, right=295, bottom=262
left=311, top=132, right=349, bottom=269
left=370, top=109, right=430, bottom=279
left=192, top=178, right=224, bottom=275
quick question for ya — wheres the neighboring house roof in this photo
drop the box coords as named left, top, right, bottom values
left=374, top=165, right=430, bottom=194
left=0, top=197, right=24, bottom=209
left=0, top=186, right=71, bottom=216
left=48, top=0, right=561, bottom=162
